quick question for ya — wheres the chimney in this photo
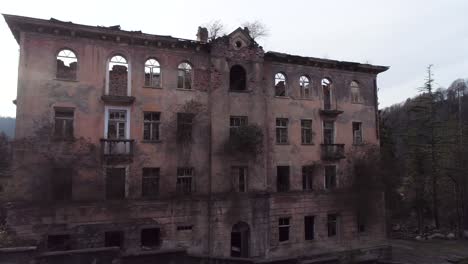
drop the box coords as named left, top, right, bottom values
left=197, top=26, right=208, bottom=43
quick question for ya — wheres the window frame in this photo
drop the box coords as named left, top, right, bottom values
left=304, top=215, right=315, bottom=240
left=276, top=118, right=289, bottom=144
left=142, top=167, right=160, bottom=198
left=302, top=165, right=314, bottom=191
left=327, top=214, right=339, bottom=237
left=56, top=48, right=78, bottom=81
left=232, top=166, right=248, bottom=192
left=324, top=165, right=337, bottom=190
left=177, top=62, right=193, bottom=90
left=54, top=107, right=74, bottom=140
left=229, top=116, right=248, bottom=137
left=352, top=122, right=363, bottom=145
left=144, top=58, right=162, bottom=88
left=350, top=80, right=361, bottom=104
left=301, top=119, right=313, bottom=145
left=176, top=167, right=194, bottom=194
left=105, top=166, right=127, bottom=200
left=299, top=75, right=311, bottom=98
left=177, top=113, right=195, bottom=142
left=143, top=112, right=161, bottom=142
left=106, top=54, right=131, bottom=96
left=274, top=72, right=287, bottom=97
left=278, top=217, right=290, bottom=242
left=321, top=78, right=333, bottom=110
left=276, top=166, right=290, bottom=192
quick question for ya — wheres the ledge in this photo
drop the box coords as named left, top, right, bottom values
left=273, top=96, right=291, bottom=99
left=143, top=86, right=162, bottom=89
left=101, top=95, right=135, bottom=104
left=54, top=78, right=78, bottom=82
left=228, top=89, right=253, bottom=94
left=141, top=140, right=162, bottom=144
left=319, top=109, right=344, bottom=117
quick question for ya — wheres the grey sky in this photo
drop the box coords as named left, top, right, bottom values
left=1, top=0, right=467, bottom=117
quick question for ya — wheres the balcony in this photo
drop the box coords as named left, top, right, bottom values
left=101, top=95, right=135, bottom=105
left=319, top=109, right=344, bottom=118
left=100, top=139, right=134, bottom=162
left=321, top=144, right=345, bottom=160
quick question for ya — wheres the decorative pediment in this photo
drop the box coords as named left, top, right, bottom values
left=228, top=27, right=254, bottom=49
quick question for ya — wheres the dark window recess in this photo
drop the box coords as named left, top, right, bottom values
left=277, top=166, right=290, bottom=192
left=56, top=49, right=77, bottom=80
left=106, top=168, right=126, bottom=200
left=327, top=214, right=338, bottom=237
left=357, top=213, right=366, bottom=233
left=229, top=116, right=248, bottom=137
left=176, top=167, right=194, bottom=194
left=322, top=78, right=332, bottom=110
left=304, top=216, right=315, bottom=240
left=54, top=108, right=74, bottom=139
left=301, top=120, right=313, bottom=144
left=230, top=65, right=247, bottom=91
left=177, top=62, right=192, bottom=89
left=278, top=217, right=290, bottom=242
left=51, top=168, right=72, bottom=201
left=276, top=118, right=288, bottom=144
left=176, top=225, right=193, bottom=231
left=105, top=231, right=123, bottom=248
left=108, top=55, right=128, bottom=96
left=302, top=166, right=314, bottom=191
left=323, top=121, right=334, bottom=144
left=141, top=228, right=161, bottom=248
left=274, top=73, right=287, bottom=96
left=142, top=168, right=160, bottom=198
left=177, top=113, right=194, bottom=142
left=232, top=166, right=248, bottom=192
left=325, top=165, right=337, bottom=189
left=47, top=234, right=71, bottom=251
left=353, top=122, right=363, bottom=145
left=143, top=112, right=160, bottom=141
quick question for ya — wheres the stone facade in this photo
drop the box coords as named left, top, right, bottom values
left=2, top=14, right=389, bottom=262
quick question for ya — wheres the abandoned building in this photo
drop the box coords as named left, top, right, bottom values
left=2, top=14, right=389, bottom=263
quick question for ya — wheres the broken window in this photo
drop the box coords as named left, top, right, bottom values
left=176, top=167, right=194, bottom=194
left=350, top=81, right=360, bottom=103
left=300, top=76, right=311, bottom=98
left=107, top=110, right=127, bottom=139
left=54, top=108, right=74, bottom=139
left=278, top=217, right=290, bottom=242
left=277, top=166, right=290, bottom=192
left=230, top=116, right=248, bottom=137
left=177, top=225, right=193, bottom=231
left=105, top=231, right=123, bottom=248
left=230, top=65, right=247, bottom=91
left=177, top=113, right=194, bottom=142
left=56, top=49, right=77, bottom=80
left=276, top=118, right=288, bottom=144
left=327, top=214, right=339, bottom=237
left=108, top=55, right=128, bottom=96
left=47, top=234, right=71, bottom=251
left=322, top=78, right=332, bottom=110
left=274, top=73, right=287, bottom=96
left=177, top=62, right=193, bottom=89
left=232, top=166, right=248, bottom=192
left=301, top=119, right=313, bottom=144
left=144, top=58, right=161, bottom=87
left=106, top=167, right=126, bottom=200
left=323, top=121, right=335, bottom=144
left=143, top=112, right=160, bottom=141
left=142, top=167, right=160, bottom=198
left=141, top=228, right=161, bottom=248
left=51, top=168, right=72, bottom=201
left=325, top=165, right=337, bottom=189
left=304, top=216, right=315, bottom=240
left=352, top=122, right=363, bottom=145
left=302, top=166, right=313, bottom=191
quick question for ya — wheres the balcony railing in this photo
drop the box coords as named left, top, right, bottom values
left=100, top=139, right=134, bottom=159
left=321, top=144, right=345, bottom=160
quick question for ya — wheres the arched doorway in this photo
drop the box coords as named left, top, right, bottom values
left=231, top=222, right=250, bottom=258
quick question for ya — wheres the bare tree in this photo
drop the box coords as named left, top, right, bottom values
left=204, top=20, right=226, bottom=41
left=241, top=20, right=269, bottom=40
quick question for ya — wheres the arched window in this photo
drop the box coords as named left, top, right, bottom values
left=144, top=59, right=161, bottom=88
left=230, top=65, right=247, bottom=91
left=350, top=81, right=360, bottom=103
left=56, top=49, right=77, bottom=80
left=299, top=76, right=311, bottom=98
left=177, top=62, right=193, bottom=89
left=321, top=78, right=332, bottom=110
left=108, top=55, right=128, bottom=96
left=274, top=73, right=287, bottom=96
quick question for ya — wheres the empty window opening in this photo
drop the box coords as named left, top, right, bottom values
left=47, top=234, right=71, bottom=251
left=301, top=119, right=313, bottom=144
left=353, top=122, right=363, bottom=145
left=278, top=217, right=290, bottom=242
left=108, top=55, right=128, bottom=96
left=232, top=166, right=248, bottom=192
left=106, top=168, right=126, bottom=200
left=105, top=231, right=123, bottom=248
left=327, top=214, right=339, bottom=237
left=56, top=49, right=77, bottom=80
left=276, top=118, right=288, bottom=144
left=177, top=62, right=193, bottom=89
left=302, top=166, right=314, bottom=191
left=54, top=108, right=74, bottom=139
left=144, top=58, right=161, bottom=87
left=142, top=167, right=160, bottom=198
left=51, top=168, right=72, bottom=201
left=277, top=166, right=290, bottom=192
left=177, top=113, right=194, bottom=142
left=322, top=78, right=332, bottom=110
left=177, top=167, right=194, bottom=194
left=230, top=116, right=248, bottom=137
left=300, top=76, right=311, bottom=98
left=274, top=73, right=287, bottom=96
left=323, top=121, right=335, bottom=144
left=357, top=212, right=366, bottom=233
left=304, top=216, right=315, bottom=240
left=350, top=81, right=360, bottom=103
left=143, top=112, right=160, bottom=141
left=141, top=228, right=161, bottom=248
left=177, top=225, right=193, bottom=231
left=107, top=110, right=127, bottom=139
left=325, top=165, right=337, bottom=189
left=230, top=65, right=247, bottom=91
left=231, top=222, right=250, bottom=258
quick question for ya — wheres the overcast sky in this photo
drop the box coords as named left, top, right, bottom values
left=1, top=0, right=467, bottom=117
